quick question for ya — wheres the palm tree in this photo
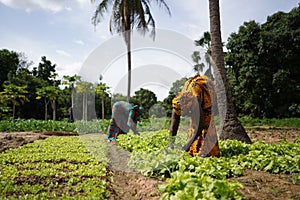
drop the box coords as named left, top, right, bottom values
left=91, top=0, right=171, bottom=102
left=195, top=31, right=211, bottom=55
left=191, top=51, right=204, bottom=74
left=208, top=0, right=251, bottom=143
left=194, top=31, right=214, bottom=80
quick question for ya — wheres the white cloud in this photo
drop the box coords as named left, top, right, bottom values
left=56, top=50, right=71, bottom=57
left=65, top=6, right=72, bottom=11
left=75, top=0, right=90, bottom=9
left=0, top=0, right=64, bottom=12
left=0, top=0, right=89, bottom=13
left=56, top=61, right=82, bottom=78
left=74, top=40, right=85, bottom=45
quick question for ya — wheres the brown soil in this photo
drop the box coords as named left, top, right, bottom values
left=0, top=127, right=299, bottom=200
left=107, top=170, right=163, bottom=200
left=0, top=131, right=78, bottom=152
left=229, top=170, right=300, bottom=200
left=245, top=126, right=300, bottom=144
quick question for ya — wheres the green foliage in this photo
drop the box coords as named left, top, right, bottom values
left=32, top=56, right=59, bottom=86
left=0, top=136, right=109, bottom=199
left=130, top=88, right=158, bottom=118
left=36, top=86, right=60, bottom=101
left=118, top=130, right=172, bottom=153
left=0, top=49, right=19, bottom=91
left=137, top=117, right=170, bottom=131
left=226, top=5, right=300, bottom=118
left=239, top=116, right=300, bottom=127
left=95, top=82, right=111, bottom=119
left=91, top=0, right=171, bottom=36
left=0, top=119, right=75, bottom=132
left=0, top=119, right=109, bottom=133
left=74, top=119, right=110, bottom=134
left=159, top=172, right=243, bottom=200
left=163, top=77, right=188, bottom=117
left=117, top=130, right=300, bottom=199
left=6, top=65, right=46, bottom=119
left=0, top=84, right=29, bottom=118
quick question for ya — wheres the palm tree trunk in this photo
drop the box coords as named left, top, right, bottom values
left=208, top=0, right=251, bottom=143
left=123, top=0, right=131, bottom=103
left=126, top=30, right=132, bottom=103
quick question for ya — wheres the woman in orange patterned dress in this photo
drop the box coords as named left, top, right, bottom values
left=169, top=74, right=220, bottom=157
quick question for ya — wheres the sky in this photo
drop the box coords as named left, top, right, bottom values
left=0, top=0, right=299, bottom=100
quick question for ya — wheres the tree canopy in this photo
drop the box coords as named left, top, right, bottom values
left=226, top=5, right=300, bottom=118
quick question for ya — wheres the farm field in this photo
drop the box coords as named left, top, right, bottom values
left=1, top=126, right=300, bottom=199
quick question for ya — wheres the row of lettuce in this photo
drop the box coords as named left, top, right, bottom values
left=0, top=135, right=110, bottom=199
left=0, top=117, right=299, bottom=133
left=1, top=123, right=299, bottom=199
left=117, top=130, right=300, bottom=199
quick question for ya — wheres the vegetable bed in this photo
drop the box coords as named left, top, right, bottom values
left=0, top=135, right=109, bottom=199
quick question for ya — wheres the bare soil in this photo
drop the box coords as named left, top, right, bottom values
left=0, top=131, right=78, bottom=152
left=0, top=127, right=299, bottom=200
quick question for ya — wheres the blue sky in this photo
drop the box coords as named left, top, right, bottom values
left=0, top=0, right=299, bottom=99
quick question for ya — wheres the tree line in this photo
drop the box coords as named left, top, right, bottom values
left=0, top=51, right=160, bottom=120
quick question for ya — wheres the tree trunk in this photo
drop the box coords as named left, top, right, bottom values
left=208, top=0, right=251, bottom=143
left=45, top=100, right=48, bottom=121
left=82, top=93, right=85, bottom=120
left=12, top=103, right=15, bottom=119
left=124, top=1, right=131, bottom=103
left=71, top=87, right=75, bottom=108
left=101, top=96, right=105, bottom=120
left=51, top=100, right=56, bottom=121
left=126, top=31, right=132, bottom=103
left=82, top=92, right=88, bottom=121
left=85, top=94, right=87, bottom=120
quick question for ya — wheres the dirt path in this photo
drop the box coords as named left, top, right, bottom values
left=102, top=135, right=163, bottom=200
left=1, top=127, right=299, bottom=199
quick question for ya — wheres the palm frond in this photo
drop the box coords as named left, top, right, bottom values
left=92, top=0, right=170, bottom=39
left=92, top=0, right=113, bottom=26
left=109, top=0, right=122, bottom=33
left=151, top=0, right=171, bottom=16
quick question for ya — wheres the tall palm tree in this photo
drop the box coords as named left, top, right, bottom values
left=208, top=0, right=251, bottom=143
left=91, top=0, right=171, bottom=102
